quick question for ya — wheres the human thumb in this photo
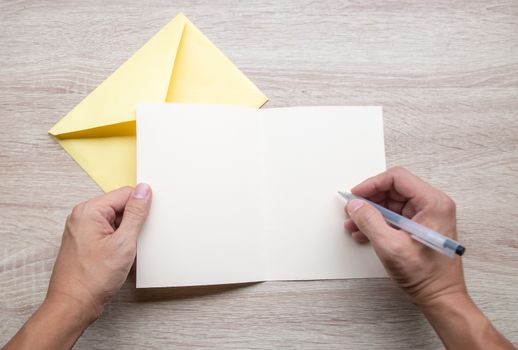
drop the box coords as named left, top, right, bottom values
left=347, top=199, right=393, bottom=243
left=117, top=183, right=152, bottom=240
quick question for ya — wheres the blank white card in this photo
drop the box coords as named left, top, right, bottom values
left=136, top=104, right=387, bottom=288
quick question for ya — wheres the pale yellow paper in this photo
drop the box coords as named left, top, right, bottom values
left=49, top=13, right=267, bottom=192
left=136, top=104, right=387, bottom=288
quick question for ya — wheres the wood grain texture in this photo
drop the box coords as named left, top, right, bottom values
left=1, top=0, right=517, bottom=348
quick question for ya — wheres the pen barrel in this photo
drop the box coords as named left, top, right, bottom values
left=369, top=200, right=460, bottom=257
left=338, top=192, right=465, bottom=257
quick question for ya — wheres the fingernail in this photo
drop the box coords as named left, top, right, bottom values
left=133, top=183, right=150, bottom=199
left=347, top=199, right=364, bottom=214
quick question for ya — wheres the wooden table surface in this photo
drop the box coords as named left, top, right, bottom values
left=1, top=0, right=517, bottom=348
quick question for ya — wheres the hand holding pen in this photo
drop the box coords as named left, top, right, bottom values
left=338, top=191, right=465, bottom=257
left=341, top=167, right=513, bottom=349
left=342, top=166, right=465, bottom=306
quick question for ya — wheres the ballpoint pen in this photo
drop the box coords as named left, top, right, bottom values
left=338, top=191, right=465, bottom=257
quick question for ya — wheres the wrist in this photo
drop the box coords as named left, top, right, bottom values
left=3, top=293, right=98, bottom=350
left=420, top=292, right=510, bottom=349
left=411, top=278, right=469, bottom=310
left=417, top=288, right=470, bottom=310
left=44, top=291, right=101, bottom=327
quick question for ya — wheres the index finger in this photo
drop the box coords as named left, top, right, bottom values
left=89, top=186, right=133, bottom=214
left=351, top=166, right=432, bottom=202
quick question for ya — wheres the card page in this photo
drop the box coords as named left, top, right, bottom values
left=262, top=107, right=386, bottom=280
left=137, top=104, right=387, bottom=288
left=136, top=104, right=265, bottom=287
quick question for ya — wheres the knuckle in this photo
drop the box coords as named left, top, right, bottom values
left=124, top=202, right=146, bottom=219
left=119, top=186, right=134, bottom=195
left=432, top=193, right=456, bottom=215
left=96, top=205, right=115, bottom=221
left=123, top=242, right=137, bottom=258
left=382, top=238, right=412, bottom=263
left=387, top=241, right=407, bottom=259
left=70, top=202, right=85, bottom=219
left=119, top=239, right=137, bottom=259
left=67, top=202, right=86, bottom=227
left=355, top=206, right=377, bottom=230
left=442, top=196, right=456, bottom=213
left=112, top=235, right=136, bottom=259
left=91, top=211, right=114, bottom=234
left=65, top=214, right=75, bottom=233
left=389, top=165, right=406, bottom=175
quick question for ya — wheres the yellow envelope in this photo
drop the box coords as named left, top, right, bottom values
left=49, top=13, right=268, bottom=192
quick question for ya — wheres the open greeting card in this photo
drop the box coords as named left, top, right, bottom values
left=136, top=104, right=387, bottom=288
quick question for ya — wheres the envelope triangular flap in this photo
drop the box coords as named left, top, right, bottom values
left=49, top=14, right=186, bottom=136
left=167, top=18, right=267, bottom=106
